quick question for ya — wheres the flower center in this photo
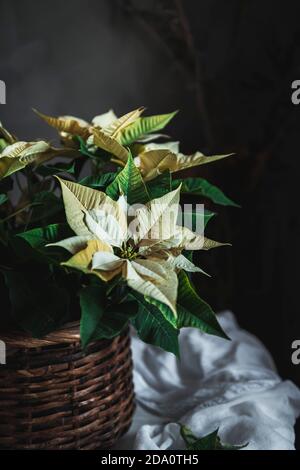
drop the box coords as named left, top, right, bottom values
left=118, top=244, right=138, bottom=261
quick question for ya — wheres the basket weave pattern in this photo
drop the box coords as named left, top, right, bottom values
left=0, top=323, right=134, bottom=449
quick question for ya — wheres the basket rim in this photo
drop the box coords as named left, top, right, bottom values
left=0, top=321, right=82, bottom=348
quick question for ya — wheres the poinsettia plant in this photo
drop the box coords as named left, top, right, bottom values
left=0, top=108, right=237, bottom=356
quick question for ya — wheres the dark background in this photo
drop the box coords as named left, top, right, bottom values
left=1, top=0, right=300, bottom=437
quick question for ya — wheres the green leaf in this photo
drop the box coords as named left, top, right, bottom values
left=29, top=191, right=63, bottom=223
left=80, top=172, right=116, bottom=190
left=92, top=128, right=129, bottom=161
left=76, top=135, right=97, bottom=158
left=36, top=160, right=76, bottom=177
left=16, top=223, right=71, bottom=249
left=0, top=194, right=8, bottom=206
left=0, top=138, right=8, bottom=152
left=15, top=223, right=72, bottom=263
left=3, top=269, right=70, bottom=337
left=80, top=284, right=138, bottom=347
left=106, top=152, right=150, bottom=204
left=151, top=271, right=229, bottom=339
left=79, top=284, right=106, bottom=348
left=75, top=136, right=112, bottom=167
left=146, top=171, right=172, bottom=199
left=176, top=271, right=229, bottom=339
left=120, top=111, right=178, bottom=146
left=144, top=296, right=177, bottom=327
left=182, top=249, right=193, bottom=263
left=99, top=301, right=138, bottom=337
left=173, top=177, right=240, bottom=207
left=180, top=425, right=248, bottom=450
left=130, top=292, right=180, bottom=357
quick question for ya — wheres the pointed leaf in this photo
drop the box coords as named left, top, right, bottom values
left=106, top=152, right=150, bottom=204
left=48, top=235, right=93, bottom=254
left=79, top=284, right=106, bottom=348
left=175, top=152, right=234, bottom=171
left=173, top=177, right=239, bottom=207
left=0, top=142, right=29, bottom=179
left=80, top=284, right=137, bottom=347
left=146, top=171, right=172, bottom=199
left=35, top=110, right=90, bottom=139
left=176, top=271, right=229, bottom=339
left=136, top=149, right=174, bottom=181
left=169, top=225, right=230, bottom=251
left=164, top=254, right=210, bottom=276
left=138, top=150, right=233, bottom=181
left=120, top=111, right=178, bottom=146
left=0, top=139, right=7, bottom=152
left=125, top=259, right=178, bottom=316
left=36, top=160, right=76, bottom=177
left=15, top=223, right=72, bottom=264
left=134, top=184, right=181, bottom=243
left=0, top=140, right=77, bottom=180
left=180, top=425, right=248, bottom=450
left=130, top=291, right=179, bottom=357
left=80, top=172, right=116, bottom=190
left=0, top=122, right=16, bottom=145
left=57, top=177, right=112, bottom=236
left=16, top=223, right=72, bottom=249
left=144, top=296, right=177, bottom=327
left=92, top=127, right=128, bottom=162
left=62, top=239, right=116, bottom=282
left=105, top=107, right=144, bottom=138
left=100, top=301, right=138, bottom=336
left=144, top=141, right=180, bottom=153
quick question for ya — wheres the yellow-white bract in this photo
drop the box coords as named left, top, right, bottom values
left=50, top=178, right=227, bottom=317
left=0, top=122, right=77, bottom=180
left=36, top=107, right=234, bottom=178
left=0, top=141, right=57, bottom=179
left=133, top=141, right=233, bottom=181
left=35, top=108, right=143, bottom=155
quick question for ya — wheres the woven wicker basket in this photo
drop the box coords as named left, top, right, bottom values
left=0, top=322, right=134, bottom=450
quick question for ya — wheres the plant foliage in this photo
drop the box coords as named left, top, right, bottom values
left=0, top=108, right=238, bottom=354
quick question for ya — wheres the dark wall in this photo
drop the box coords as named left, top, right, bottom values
left=1, top=0, right=300, bottom=389
left=0, top=0, right=194, bottom=140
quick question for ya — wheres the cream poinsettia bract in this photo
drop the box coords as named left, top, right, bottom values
left=0, top=122, right=78, bottom=180
left=51, top=178, right=227, bottom=317
left=35, top=107, right=234, bottom=181
left=133, top=141, right=233, bottom=181
left=0, top=140, right=77, bottom=180
left=35, top=108, right=144, bottom=158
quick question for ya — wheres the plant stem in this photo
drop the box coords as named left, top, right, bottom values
left=0, top=202, right=38, bottom=223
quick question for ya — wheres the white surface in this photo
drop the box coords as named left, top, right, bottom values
left=116, top=311, right=300, bottom=450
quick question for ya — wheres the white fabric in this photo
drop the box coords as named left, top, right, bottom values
left=117, top=311, right=300, bottom=450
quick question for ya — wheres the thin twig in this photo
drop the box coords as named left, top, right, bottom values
left=0, top=202, right=39, bottom=224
